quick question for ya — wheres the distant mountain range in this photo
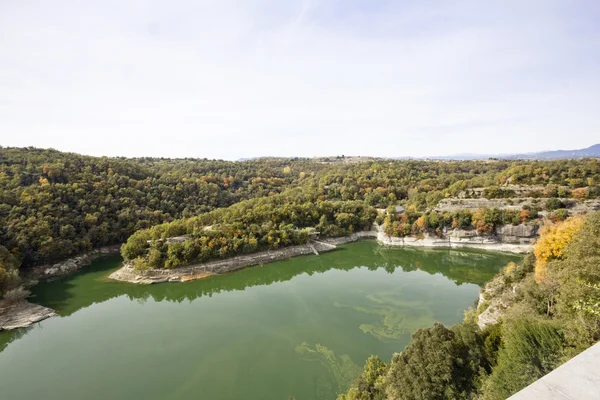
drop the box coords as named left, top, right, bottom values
left=430, top=144, right=600, bottom=160
left=236, top=144, right=600, bottom=162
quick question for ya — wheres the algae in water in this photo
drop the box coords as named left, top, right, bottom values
left=295, top=342, right=362, bottom=398
left=335, top=291, right=436, bottom=341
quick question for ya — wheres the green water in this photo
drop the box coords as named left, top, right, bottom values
left=0, top=241, right=520, bottom=400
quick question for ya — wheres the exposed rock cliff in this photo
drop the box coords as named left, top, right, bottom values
left=377, top=224, right=537, bottom=254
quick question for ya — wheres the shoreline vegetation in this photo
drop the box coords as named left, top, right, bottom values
left=110, top=227, right=533, bottom=284
left=2, top=147, right=599, bottom=299
left=1, top=147, right=599, bottom=396
left=1, top=230, right=530, bottom=330
left=338, top=212, right=600, bottom=400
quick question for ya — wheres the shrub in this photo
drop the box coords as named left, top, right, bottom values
left=384, top=322, right=486, bottom=400
left=545, top=198, right=563, bottom=211
left=479, top=318, right=565, bottom=400
left=2, top=287, right=31, bottom=304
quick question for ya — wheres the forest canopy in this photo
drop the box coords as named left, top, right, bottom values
left=1, top=146, right=599, bottom=294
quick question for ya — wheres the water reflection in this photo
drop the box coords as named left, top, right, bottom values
left=1, top=242, right=521, bottom=353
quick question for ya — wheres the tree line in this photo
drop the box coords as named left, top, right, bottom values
left=1, top=146, right=599, bottom=295
left=121, top=190, right=377, bottom=270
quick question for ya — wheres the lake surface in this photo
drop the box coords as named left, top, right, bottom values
left=0, top=241, right=520, bottom=400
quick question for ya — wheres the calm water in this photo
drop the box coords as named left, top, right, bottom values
left=0, top=241, right=520, bottom=400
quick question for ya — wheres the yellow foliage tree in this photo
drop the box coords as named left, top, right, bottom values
left=534, top=216, right=585, bottom=282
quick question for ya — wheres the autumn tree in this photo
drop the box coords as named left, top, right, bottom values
left=533, top=216, right=584, bottom=282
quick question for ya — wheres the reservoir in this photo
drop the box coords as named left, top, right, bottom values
left=0, top=241, right=520, bottom=400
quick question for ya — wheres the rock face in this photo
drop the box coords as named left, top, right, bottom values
left=377, top=224, right=537, bottom=254
left=475, top=272, right=524, bottom=330
left=0, top=301, right=57, bottom=331
left=436, top=197, right=600, bottom=214
left=495, top=224, right=538, bottom=244
left=28, top=245, right=121, bottom=280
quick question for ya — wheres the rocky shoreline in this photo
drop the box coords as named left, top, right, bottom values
left=378, top=223, right=536, bottom=254
left=27, top=245, right=122, bottom=281
left=1, top=225, right=536, bottom=330
left=109, top=225, right=535, bottom=284
left=0, top=301, right=57, bottom=331
left=0, top=245, right=121, bottom=331
left=109, top=232, right=375, bottom=284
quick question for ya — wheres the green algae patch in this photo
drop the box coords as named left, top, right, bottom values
left=295, top=342, right=362, bottom=398
left=336, top=292, right=436, bottom=341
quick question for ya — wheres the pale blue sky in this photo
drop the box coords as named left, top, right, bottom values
left=1, top=0, right=599, bottom=159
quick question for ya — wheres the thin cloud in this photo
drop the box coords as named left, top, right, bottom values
left=0, top=0, right=598, bottom=159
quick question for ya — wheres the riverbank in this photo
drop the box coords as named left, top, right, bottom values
left=0, top=300, right=56, bottom=331
left=109, top=232, right=375, bottom=284
left=0, top=245, right=121, bottom=331
left=0, top=226, right=534, bottom=330
left=26, top=245, right=122, bottom=282
left=109, top=226, right=534, bottom=284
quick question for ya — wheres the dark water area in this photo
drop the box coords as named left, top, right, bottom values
left=0, top=241, right=520, bottom=400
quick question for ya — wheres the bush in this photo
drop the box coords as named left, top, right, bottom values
left=479, top=318, right=565, bottom=400
left=384, top=322, right=486, bottom=400
left=2, top=287, right=31, bottom=304
left=545, top=198, right=564, bottom=211
left=549, top=208, right=570, bottom=222
left=132, top=257, right=149, bottom=273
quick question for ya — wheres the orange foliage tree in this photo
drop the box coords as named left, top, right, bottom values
left=533, top=216, right=585, bottom=282
left=571, top=187, right=589, bottom=200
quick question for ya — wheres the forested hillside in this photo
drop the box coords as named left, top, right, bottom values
left=338, top=212, right=600, bottom=400
left=1, top=146, right=599, bottom=296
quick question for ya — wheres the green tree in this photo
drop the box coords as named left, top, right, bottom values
left=384, top=322, right=485, bottom=400
left=0, top=245, right=21, bottom=296
left=339, top=355, right=387, bottom=400
left=479, top=318, right=565, bottom=400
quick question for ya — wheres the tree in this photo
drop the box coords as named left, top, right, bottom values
left=533, top=216, right=584, bottom=282
left=339, top=355, right=387, bottom=400
left=0, top=245, right=21, bottom=297
left=552, top=212, right=600, bottom=352
left=132, top=257, right=149, bottom=273
left=545, top=198, right=563, bottom=211
left=479, top=318, right=565, bottom=400
left=384, top=322, right=485, bottom=400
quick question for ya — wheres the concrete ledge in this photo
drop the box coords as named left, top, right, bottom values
left=509, top=341, right=600, bottom=400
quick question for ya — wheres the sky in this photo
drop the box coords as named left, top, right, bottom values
left=1, top=0, right=599, bottom=160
